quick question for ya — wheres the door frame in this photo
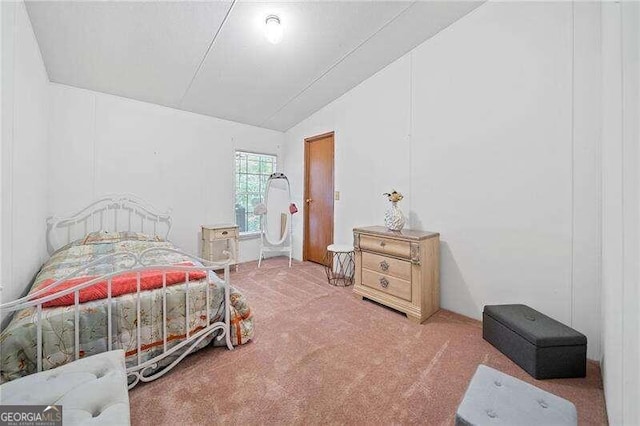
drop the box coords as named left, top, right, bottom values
left=303, top=131, right=335, bottom=262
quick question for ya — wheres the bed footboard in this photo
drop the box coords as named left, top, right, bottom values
left=0, top=248, right=234, bottom=389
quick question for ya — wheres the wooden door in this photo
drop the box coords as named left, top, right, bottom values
left=304, top=132, right=334, bottom=265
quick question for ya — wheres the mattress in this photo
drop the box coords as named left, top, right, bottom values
left=0, top=231, right=254, bottom=382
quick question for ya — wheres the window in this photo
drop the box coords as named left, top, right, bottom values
left=235, top=151, right=277, bottom=234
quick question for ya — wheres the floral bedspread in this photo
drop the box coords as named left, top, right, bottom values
left=0, top=231, right=253, bottom=382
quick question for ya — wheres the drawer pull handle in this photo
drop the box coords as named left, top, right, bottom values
left=379, top=261, right=389, bottom=272
left=379, top=277, right=389, bottom=288
left=222, top=231, right=228, bottom=235
left=380, top=241, right=386, bottom=247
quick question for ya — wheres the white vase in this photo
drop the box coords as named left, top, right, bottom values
left=384, top=201, right=405, bottom=231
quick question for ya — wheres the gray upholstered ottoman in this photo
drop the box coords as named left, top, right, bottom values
left=456, top=365, right=578, bottom=426
left=0, top=350, right=130, bottom=425
left=483, top=304, right=587, bottom=379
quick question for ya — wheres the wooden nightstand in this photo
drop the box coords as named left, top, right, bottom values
left=353, top=226, right=440, bottom=323
left=201, top=224, right=239, bottom=271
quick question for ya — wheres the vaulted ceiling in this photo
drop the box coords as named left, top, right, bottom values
left=26, top=1, right=482, bottom=131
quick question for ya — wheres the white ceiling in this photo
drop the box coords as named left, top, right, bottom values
left=26, top=1, right=482, bottom=131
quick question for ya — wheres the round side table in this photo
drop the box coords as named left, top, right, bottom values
left=324, top=244, right=355, bottom=286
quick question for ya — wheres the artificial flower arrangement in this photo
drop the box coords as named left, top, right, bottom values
left=383, top=190, right=404, bottom=203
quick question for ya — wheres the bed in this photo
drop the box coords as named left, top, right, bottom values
left=0, top=195, right=254, bottom=388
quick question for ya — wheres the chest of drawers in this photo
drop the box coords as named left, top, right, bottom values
left=353, top=226, right=440, bottom=323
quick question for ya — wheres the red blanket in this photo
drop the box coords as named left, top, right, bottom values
left=34, top=262, right=207, bottom=308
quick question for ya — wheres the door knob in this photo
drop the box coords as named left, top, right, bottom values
left=305, top=199, right=313, bottom=203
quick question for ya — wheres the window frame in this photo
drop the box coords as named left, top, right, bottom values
left=233, top=150, right=278, bottom=238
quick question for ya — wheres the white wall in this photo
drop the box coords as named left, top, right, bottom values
left=284, top=53, right=413, bottom=255
left=601, top=1, right=639, bottom=425
left=284, top=2, right=603, bottom=360
left=572, top=0, right=603, bottom=374
left=0, top=1, right=50, bottom=320
left=48, top=84, right=284, bottom=259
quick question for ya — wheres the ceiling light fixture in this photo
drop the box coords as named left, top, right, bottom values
left=265, top=15, right=283, bottom=44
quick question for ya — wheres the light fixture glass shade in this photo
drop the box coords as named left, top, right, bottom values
left=265, top=15, right=283, bottom=44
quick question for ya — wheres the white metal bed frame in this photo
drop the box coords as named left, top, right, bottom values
left=0, top=194, right=233, bottom=388
left=45, top=194, right=173, bottom=255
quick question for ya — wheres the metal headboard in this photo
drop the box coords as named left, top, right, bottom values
left=46, top=194, right=173, bottom=254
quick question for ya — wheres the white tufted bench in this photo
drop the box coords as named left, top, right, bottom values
left=455, top=365, right=577, bottom=426
left=0, top=350, right=130, bottom=425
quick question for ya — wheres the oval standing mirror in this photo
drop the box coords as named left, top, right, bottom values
left=256, top=172, right=293, bottom=267
left=264, top=173, right=290, bottom=245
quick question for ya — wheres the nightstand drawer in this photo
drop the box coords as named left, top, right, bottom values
left=360, top=234, right=410, bottom=259
left=362, top=268, right=411, bottom=301
left=362, top=252, right=411, bottom=281
left=203, top=228, right=237, bottom=241
left=214, top=228, right=237, bottom=239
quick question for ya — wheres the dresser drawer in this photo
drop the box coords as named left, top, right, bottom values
left=362, top=252, right=411, bottom=281
left=359, top=235, right=410, bottom=259
left=361, top=268, right=411, bottom=301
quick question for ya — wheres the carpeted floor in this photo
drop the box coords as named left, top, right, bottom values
left=129, top=258, right=608, bottom=425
